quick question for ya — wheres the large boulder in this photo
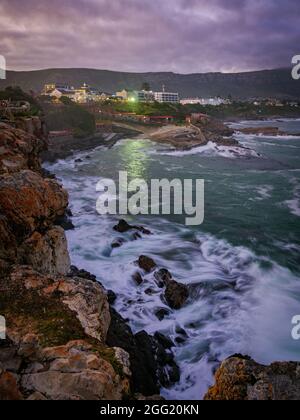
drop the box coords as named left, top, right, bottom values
left=164, top=280, right=189, bottom=310
left=137, top=256, right=157, bottom=273
left=113, top=219, right=151, bottom=235
left=155, top=269, right=189, bottom=310
left=205, top=355, right=300, bottom=400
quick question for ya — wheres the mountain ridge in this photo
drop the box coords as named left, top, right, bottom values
left=0, top=67, right=299, bottom=99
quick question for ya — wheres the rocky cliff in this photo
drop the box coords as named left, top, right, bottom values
left=0, top=121, right=176, bottom=400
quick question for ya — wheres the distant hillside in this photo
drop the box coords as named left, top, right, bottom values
left=0, top=67, right=299, bottom=99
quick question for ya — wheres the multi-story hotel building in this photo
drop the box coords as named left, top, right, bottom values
left=154, top=91, right=179, bottom=103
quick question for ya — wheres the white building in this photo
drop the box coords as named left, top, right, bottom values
left=115, top=87, right=179, bottom=103
left=135, top=90, right=155, bottom=102
left=180, top=98, right=203, bottom=105
left=116, top=89, right=155, bottom=102
left=74, top=83, right=104, bottom=103
left=42, top=83, right=74, bottom=96
left=154, top=91, right=179, bottom=103
left=181, top=97, right=231, bottom=106
left=49, top=88, right=76, bottom=100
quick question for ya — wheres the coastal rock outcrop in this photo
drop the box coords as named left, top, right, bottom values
left=155, top=269, right=189, bottom=310
left=148, top=117, right=237, bottom=150
left=196, top=117, right=235, bottom=145
left=205, top=355, right=300, bottom=400
left=236, top=126, right=287, bottom=136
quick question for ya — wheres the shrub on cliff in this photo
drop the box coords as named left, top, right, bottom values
left=42, top=98, right=96, bottom=138
left=0, top=86, right=41, bottom=115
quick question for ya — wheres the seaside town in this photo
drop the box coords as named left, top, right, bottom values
left=1, top=79, right=300, bottom=156
left=40, top=81, right=300, bottom=107
left=1, top=80, right=299, bottom=139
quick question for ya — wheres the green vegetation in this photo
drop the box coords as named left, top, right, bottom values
left=102, top=100, right=186, bottom=118
left=41, top=96, right=96, bottom=138
left=0, top=86, right=42, bottom=115
left=185, top=102, right=300, bottom=120
left=141, top=82, right=151, bottom=91
left=0, top=281, right=86, bottom=348
left=101, top=99, right=300, bottom=122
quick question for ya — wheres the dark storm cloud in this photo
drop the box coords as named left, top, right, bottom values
left=0, top=0, right=299, bottom=73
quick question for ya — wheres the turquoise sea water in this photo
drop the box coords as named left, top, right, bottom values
left=46, top=119, right=300, bottom=399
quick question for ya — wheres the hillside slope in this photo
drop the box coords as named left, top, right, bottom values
left=0, top=67, right=299, bottom=99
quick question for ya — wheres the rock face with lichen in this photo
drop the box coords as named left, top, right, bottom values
left=0, top=122, right=46, bottom=175
left=204, top=355, right=300, bottom=401
left=0, top=122, right=130, bottom=400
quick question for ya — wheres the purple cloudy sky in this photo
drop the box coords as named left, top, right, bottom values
left=0, top=0, right=299, bottom=73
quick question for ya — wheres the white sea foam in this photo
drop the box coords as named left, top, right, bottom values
left=154, top=141, right=260, bottom=159
left=285, top=198, right=300, bottom=217
left=64, top=208, right=300, bottom=399
left=283, top=176, right=300, bottom=217
left=255, top=185, right=274, bottom=201
left=44, top=132, right=300, bottom=401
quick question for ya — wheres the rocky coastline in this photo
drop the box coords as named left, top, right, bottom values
left=1, top=118, right=299, bottom=401
left=147, top=117, right=238, bottom=150
left=236, top=126, right=300, bottom=137
left=42, top=117, right=241, bottom=161
left=0, top=119, right=179, bottom=400
left=42, top=124, right=141, bottom=162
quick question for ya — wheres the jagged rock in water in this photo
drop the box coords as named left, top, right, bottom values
left=155, top=269, right=189, bottom=310
left=107, top=290, right=117, bottom=305
left=113, top=219, right=151, bottom=235
left=111, top=237, right=126, bottom=249
left=55, top=213, right=75, bottom=231
left=67, top=266, right=97, bottom=283
left=132, top=272, right=143, bottom=285
left=137, top=255, right=157, bottom=273
left=164, top=279, right=189, bottom=310
left=154, top=308, right=171, bottom=321
left=106, top=308, right=180, bottom=396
